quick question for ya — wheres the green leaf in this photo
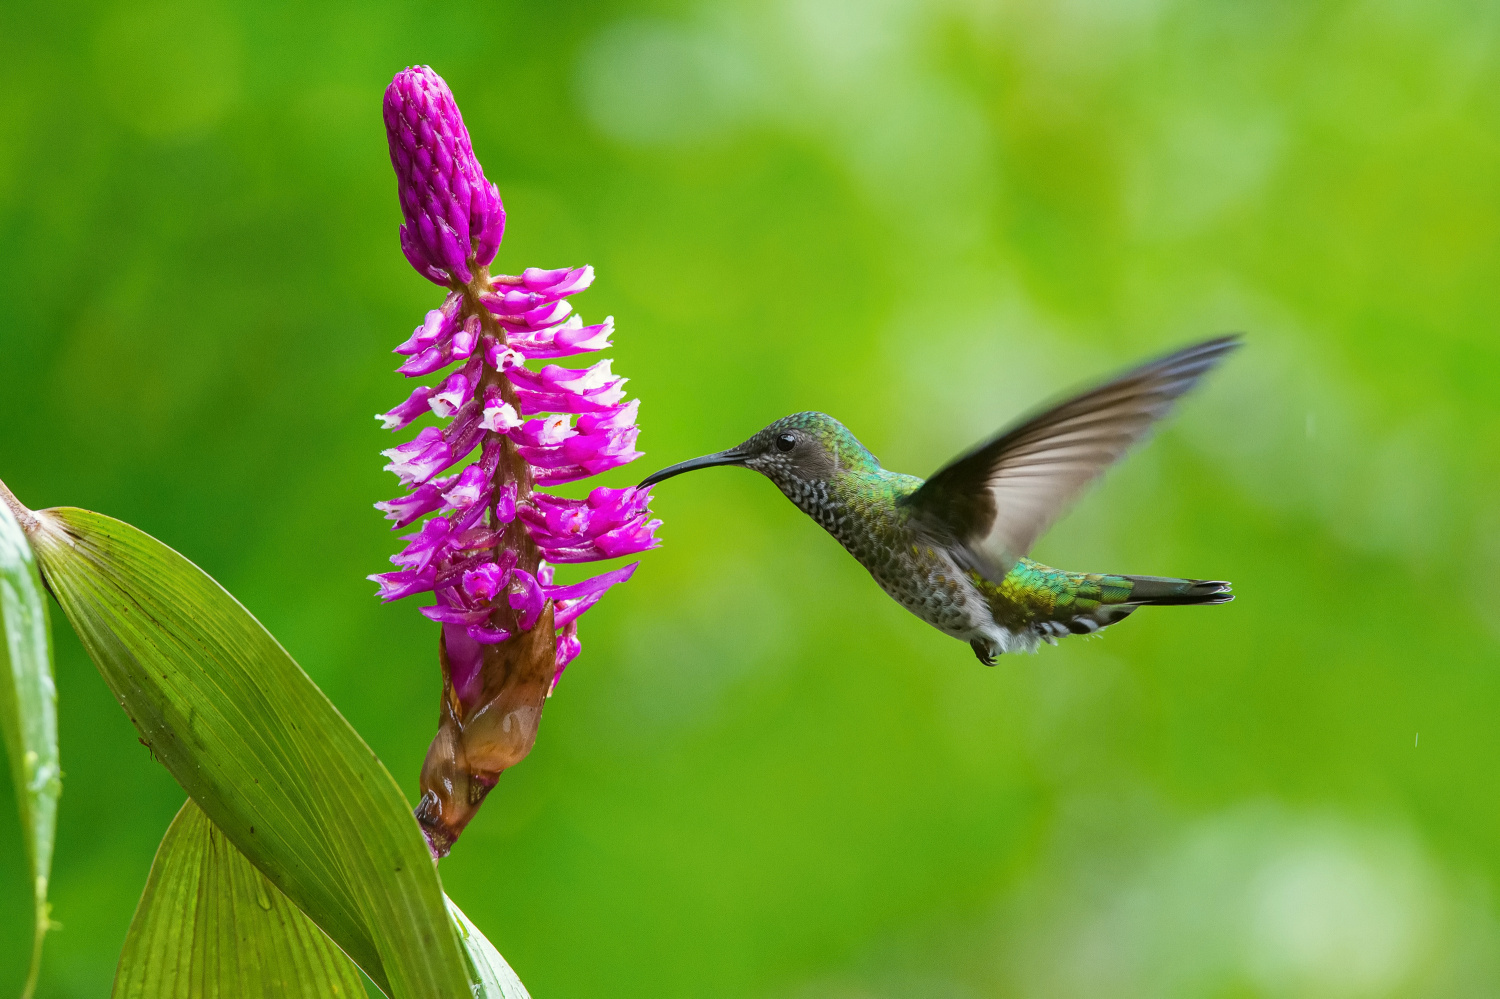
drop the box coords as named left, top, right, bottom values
left=0, top=490, right=60, bottom=999
left=447, top=895, right=531, bottom=999
left=26, top=507, right=474, bottom=999
left=114, top=798, right=366, bottom=998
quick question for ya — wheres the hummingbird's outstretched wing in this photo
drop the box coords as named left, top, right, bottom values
left=903, top=335, right=1240, bottom=580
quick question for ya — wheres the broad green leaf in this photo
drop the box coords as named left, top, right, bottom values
left=0, top=490, right=59, bottom=999
left=447, top=896, right=531, bottom=999
left=26, top=507, right=473, bottom=999
left=114, top=798, right=366, bottom=998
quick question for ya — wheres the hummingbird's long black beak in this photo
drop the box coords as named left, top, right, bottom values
left=639, top=450, right=749, bottom=487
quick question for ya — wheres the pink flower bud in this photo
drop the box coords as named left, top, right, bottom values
left=383, top=66, right=505, bottom=287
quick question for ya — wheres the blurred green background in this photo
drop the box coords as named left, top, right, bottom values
left=3, top=0, right=1500, bottom=996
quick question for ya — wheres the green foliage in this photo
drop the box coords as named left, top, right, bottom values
left=26, top=507, right=472, bottom=998
left=113, top=799, right=364, bottom=998
left=0, top=493, right=58, bottom=999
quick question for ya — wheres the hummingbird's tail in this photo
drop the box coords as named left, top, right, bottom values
left=988, top=560, right=1232, bottom=648
left=1116, top=575, right=1234, bottom=607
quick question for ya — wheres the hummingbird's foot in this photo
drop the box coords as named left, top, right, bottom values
left=970, top=639, right=997, bottom=667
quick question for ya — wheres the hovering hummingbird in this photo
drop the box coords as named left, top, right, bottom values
left=641, top=336, right=1239, bottom=664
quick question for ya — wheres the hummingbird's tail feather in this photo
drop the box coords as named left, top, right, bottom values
left=1116, top=575, right=1233, bottom=606
left=982, top=560, right=1232, bottom=649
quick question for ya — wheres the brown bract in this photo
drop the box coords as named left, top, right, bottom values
left=415, top=603, right=556, bottom=858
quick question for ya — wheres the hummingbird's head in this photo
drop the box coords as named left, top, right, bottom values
left=640, top=412, right=880, bottom=494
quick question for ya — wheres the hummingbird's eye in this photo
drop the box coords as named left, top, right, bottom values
left=775, top=433, right=797, bottom=453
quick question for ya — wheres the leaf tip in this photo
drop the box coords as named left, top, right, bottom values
left=0, top=476, right=38, bottom=535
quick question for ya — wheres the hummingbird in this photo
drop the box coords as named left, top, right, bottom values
left=640, top=336, right=1239, bottom=664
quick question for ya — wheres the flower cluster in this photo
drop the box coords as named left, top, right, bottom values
left=371, top=67, right=658, bottom=852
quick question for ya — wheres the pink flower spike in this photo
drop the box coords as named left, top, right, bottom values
left=375, top=64, right=663, bottom=858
